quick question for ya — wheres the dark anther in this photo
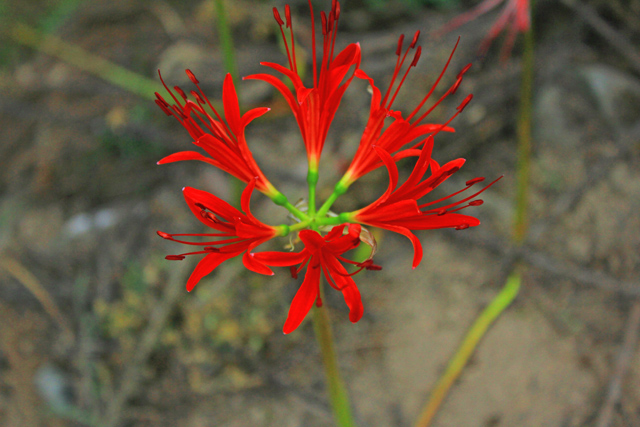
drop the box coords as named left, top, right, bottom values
left=321, top=12, right=328, bottom=35
left=450, top=78, right=462, bottom=95
left=204, top=246, right=220, bottom=252
left=185, top=69, right=199, bottom=84
left=396, top=34, right=405, bottom=56
left=174, top=86, right=187, bottom=101
left=190, top=90, right=205, bottom=105
left=457, top=63, right=472, bottom=79
left=446, top=166, right=461, bottom=176
left=284, top=5, right=291, bottom=28
left=457, top=94, right=473, bottom=112
left=437, top=208, right=447, bottom=216
left=155, top=100, right=172, bottom=116
left=469, top=200, right=484, bottom=206
left=410, top=30, right=420, bottom=48
left=411, top=46, right=422, bottom=67
left=165, top=255, right=185, bottom=261
left=289, top=266, right=298, bottom=279
left=466, top=177, right=485, bottom=186
left=455, top=223, right=470, bottom=230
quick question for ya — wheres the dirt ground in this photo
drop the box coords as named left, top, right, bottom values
left=1, top=0, right=640, bottom=426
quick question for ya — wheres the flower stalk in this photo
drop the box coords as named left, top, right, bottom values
left=413, top=272, right=521, bottom=427
left=514, top=15, right=534, bottom=244
left=313, top=291, right=357, bottom=427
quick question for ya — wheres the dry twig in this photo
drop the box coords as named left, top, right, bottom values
left=595, top=302, right=640, bottom=427
left=0, top=257, right=75, bottom=345
left=559, top=0, right=640, bottom=75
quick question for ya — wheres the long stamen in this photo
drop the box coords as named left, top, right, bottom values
left=274, top=7, right=295, bottom=72
left=187, top=72, right=237, bottom=143
left=308, top=0, right=317, bottom=86
left=381, top=31, right=418, bottom=108
left=420, top=176, right=503, bottom=211
left=285, top=5, right=298, bottom=75
left=387, top=45, right=421, bottom=109
left=329, top=1, right=340, bottom=65
left=406, top=37, right=460, bottom=122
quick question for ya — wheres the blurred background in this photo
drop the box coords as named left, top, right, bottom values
left=1, top=0, right=640, bottom=426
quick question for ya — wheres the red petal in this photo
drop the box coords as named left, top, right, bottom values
left=299, top=229, right=327, bottom=253
left=240, top=179, right=259, bottom=222
left=244, top=73, right=299, bottom=116
left=242, top=251, right=274, bottom=276
left=183, top=187, right=244, bottom=228
left=259, top=62, right=305, bottom=90
left=241, top=107, right=270, bottom=128
left=342, top=283, right=363, bottom=323
left=365, top=222, right=423, bottom=268
left=367, top=147, right=398, bottom=208
left=253, top=251, right=307, bottom=266
left=222, top=74, right=241, bottom=136
left=283, top=258, right=321, bottom=334
left=157, top=151, right=219, bottom=167
left=186, top=251, right=238, bottom=291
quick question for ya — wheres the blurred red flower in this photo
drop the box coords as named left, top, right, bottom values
left=437, top=0, right=531, bottom=60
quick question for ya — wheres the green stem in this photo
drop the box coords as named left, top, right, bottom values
left=317, top=179, right=350, bottom=217
left=312, top=289, right=357, bottom=427
left=212, top=0, right=243, bottom=204
left=308, top=169, right=319, bottom=217
left=413, top=272, right=522, bottom=427
left=213, top=0, right=239, bottom=87
left=6, top=22, right=161, bottom=99
left=514, top=20, right=534, bottom=245
left=282, top=201, right=308, bottom=222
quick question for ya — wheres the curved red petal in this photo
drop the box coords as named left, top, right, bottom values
left=186, top=251, right=238, bottom=292
left=183, top=187, right=244, bottom=228
left=253, top=251, right=307, bottom=266
left=242, top=251, right=274, bottom=276
left=283, top=259, right=321, bottom=334
left=157, top=151, right=219, bottom=167
left=342, top=283, right=363, bottom=323
left=222, top=74, right=241, bottom=136
left=241, top=107, right=270, bottom=128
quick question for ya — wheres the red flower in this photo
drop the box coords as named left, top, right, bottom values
left=244, top=0, right=361, bottom=170
left=339, top=35, right=472, bottom=188
left=157, top=180, right=285, bottom=291
left=254, top=224, right=375, bottom=334
left=155, top=71, right=280, bottom=197
left=348, top=140, right=501, bottom=268
left=437, top=0, right=531, bottom=60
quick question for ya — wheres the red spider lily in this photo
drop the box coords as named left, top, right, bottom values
left=155, top=71, right=280, bottom=197
left=339, top=35, right=472, bottom=187
left=157, top=180, right=285, bottom=291
left=437, top=0, right=530, bottom=60
left=349, top=141, right=501, bottom=268
left=253, top=224, right=377, bottom=334
left=244, top=0, right=361, bottom=170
